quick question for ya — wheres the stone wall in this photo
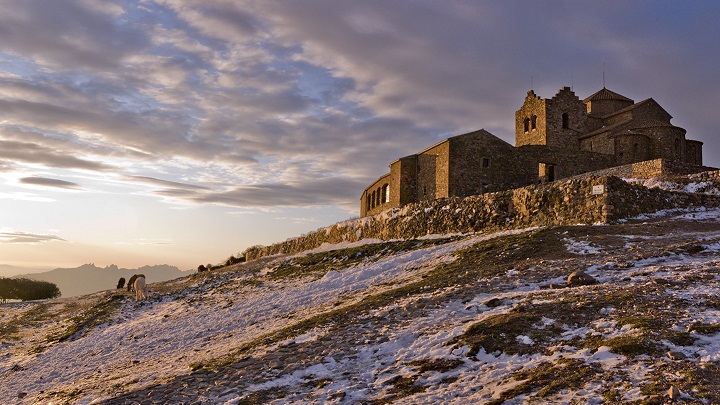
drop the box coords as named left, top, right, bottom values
left=247, top=173, right=720, bottom=261
left=544, top=87, right=586, bottom=150
left=570, top=159, right=665, bottom=179
left=571, top=158, right=716, bottom=180
left=447, top=130, right=522, bottom=197
left=685, top=169, right=720, bottom=182
left=515, top=90, right=546, bottom=147
left=604, top=175, right=720, bottom=220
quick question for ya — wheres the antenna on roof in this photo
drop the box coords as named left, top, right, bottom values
left=602, top=60, right=606, bottom=88
left=571, top=71, right=574, bottom=91
left=530, top=75, right=534, bottom=90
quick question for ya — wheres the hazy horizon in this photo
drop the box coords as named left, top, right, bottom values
left=1, top=1, right=719, bottom=270
left=0, top=262, right=192, bottom=278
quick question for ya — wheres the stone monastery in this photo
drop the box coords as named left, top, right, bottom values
left=361, top=86, right=708, bottom=217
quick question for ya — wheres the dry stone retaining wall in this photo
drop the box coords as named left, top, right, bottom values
left=244, top=174, right=720, bottom=261
left=571, top=159, right=717, bottom=180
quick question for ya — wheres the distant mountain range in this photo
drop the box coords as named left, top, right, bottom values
left=0, top=264, right=53, bottom=278
left=11, top=264, right=191, bottom=298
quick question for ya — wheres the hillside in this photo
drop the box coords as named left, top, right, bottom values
left=1, top=206, right=720, bottom=404
left=14, top=264, right=189, bottom=298
left=0, top=265, right=54, bottom=278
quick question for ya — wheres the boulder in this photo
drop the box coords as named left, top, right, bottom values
left=567, top=271, right=597, bottom=287
left=667, top=350, right=686, bottom=361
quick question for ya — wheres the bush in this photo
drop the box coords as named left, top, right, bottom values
left=224, top=255, right=246, bottom=266
left=0, top=278, right=61, bottom=302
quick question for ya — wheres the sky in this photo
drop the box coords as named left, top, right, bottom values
left=1, top=0, right=719, bottom=271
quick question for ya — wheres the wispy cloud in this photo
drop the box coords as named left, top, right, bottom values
left=0, top=230, right=66, bottom=244
left=0, top=1, right=717, bottom=260
left=126, top=175, right=212, bottom=191
left=19, top=176, right=81, bottom=189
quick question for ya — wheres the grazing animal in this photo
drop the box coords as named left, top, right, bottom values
left=127, top=274, right=139, bottom=292
left=117, top=277, right=126, bottom=289
left=134, top=275, right=147, bottom=301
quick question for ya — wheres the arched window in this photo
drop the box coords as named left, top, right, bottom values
left=523, top=118, right=530, bottom=133
left=562, top=113, right=569, bottom=129
left=382, top=184, right=389, bottom=203
left=531, top=115, right=537, bottom=130
left=366, top=195, right=371, bottom=212
left=371, top=190, right=376, bottom=208
left=674, top=138, right=680, bottom=155
left=376, top=187, right=382, bottom=206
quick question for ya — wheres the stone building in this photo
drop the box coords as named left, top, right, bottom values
left=361, top=86, right=706, bottom=217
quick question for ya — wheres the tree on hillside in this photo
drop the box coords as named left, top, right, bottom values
left=0, top=278, right=61, bottom=302
left=0, top=278, right=14, bottom=303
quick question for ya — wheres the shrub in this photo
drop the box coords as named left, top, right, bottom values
left=0, top=278, right=61, bottom=301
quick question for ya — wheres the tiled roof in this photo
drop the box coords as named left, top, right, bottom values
left=583, top=87, right=634, bottom=103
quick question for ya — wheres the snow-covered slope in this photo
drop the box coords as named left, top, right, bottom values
left=2, top=208, right=720, bottom=404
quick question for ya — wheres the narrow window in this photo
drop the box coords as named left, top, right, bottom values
left=531, top=115, right=537, bottom=130
left=376, top=187, right=382, bottom=206
left=382, top=184, right=390, bottom=203
left=371, top=190, right=376, bottom=208
left=481, top=183, right=490, bottom=194
left=547, top=165, right=555, bottom=182
left=366, top=195, right=371, bottom=211
left=523, top=118, right=530, bottom=133
left=674, top=138, right=680, bottom=155
left=482, top=158, right=490, bottom=168
left=562, top=113, right=569, bottom=129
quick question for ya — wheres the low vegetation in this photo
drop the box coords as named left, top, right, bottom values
left=5, top=210, right=720, bottom=404
left=0, top=277, right=61, bottom=302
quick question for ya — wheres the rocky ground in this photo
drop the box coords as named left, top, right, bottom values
left=2, top=207, right=720, bottom=404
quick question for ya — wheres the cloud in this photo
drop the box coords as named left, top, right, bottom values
left=0, top=0, right=147, bottom=70
left=126, top=175, right=212, bottom=191
left=0, top=230, right=66, bottom=244
left=0, top=0, right=717, bottom=221
left=0, top=137, right=113, bottom=171
left=19, top=177, right=81, bottom=190
left=149, top=176, right=366, bottom=211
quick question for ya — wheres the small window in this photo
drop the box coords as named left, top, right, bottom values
left=523, top=118, right=530, bottom=133
left=481, top=183, right=490, bottom=194
left=547, top=165, right=555, bottom=182
left=382, top=184, right=390, bottom=203
left=562, top=113, right=569, bottom=129
left=366, top=195, right=371, bottom=211
left=482, top=158, right=490, bottom=168
left=531, top=115, right=537, bottom=130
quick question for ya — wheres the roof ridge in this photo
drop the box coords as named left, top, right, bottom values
left=583, top=87, right=634, bottom=103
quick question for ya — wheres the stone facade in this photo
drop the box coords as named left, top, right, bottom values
left=247, top=171, right=720, bottom=261
left=361, top=86, right=707, bottom=217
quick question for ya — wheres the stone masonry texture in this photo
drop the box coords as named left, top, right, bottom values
left=247, top=170, right=720, bottom=261
left=360, top=85, right=708, bottom=217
